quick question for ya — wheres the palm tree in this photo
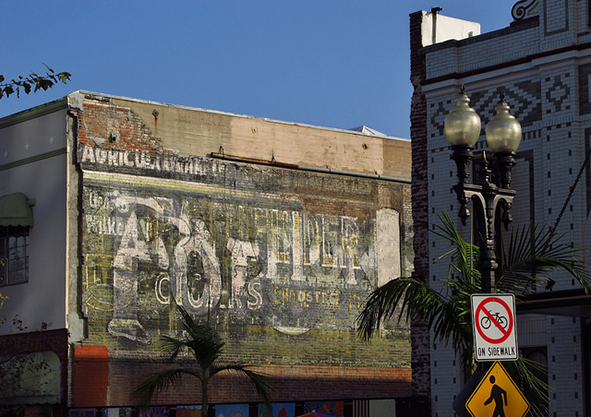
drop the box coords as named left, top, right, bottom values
left=357, top=212, right=590, bottom=417
left=133, top=301, right=272, bottom=417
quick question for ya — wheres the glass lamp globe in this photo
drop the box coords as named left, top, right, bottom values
left=444, top=89, right=481, bottom=148
left=486, top=99, right=522, bottom=153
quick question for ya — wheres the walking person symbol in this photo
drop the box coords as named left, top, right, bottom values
left=484, top=375, right=508, bottom=417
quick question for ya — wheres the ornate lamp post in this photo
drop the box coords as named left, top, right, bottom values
left=444, top=86, right=522, bottom=293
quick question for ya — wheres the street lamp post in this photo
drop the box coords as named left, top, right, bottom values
left=444, top=86, right=522, bottom=293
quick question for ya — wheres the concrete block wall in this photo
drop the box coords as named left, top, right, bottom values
left=71, top=92, right=411, bottom=181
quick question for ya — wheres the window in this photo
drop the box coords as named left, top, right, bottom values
left=0, top=225, right=29, bottom=286
left=0, top=192, right=34, bottom=286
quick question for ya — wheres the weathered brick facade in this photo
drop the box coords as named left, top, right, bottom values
left=0, top=91, right=414, bottom=414
left=72, top=93, right=413, bottom=406
left=408, top=11, right=431, bottom=401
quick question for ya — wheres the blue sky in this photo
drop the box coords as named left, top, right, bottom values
left=1, top=1, right=517, bottom=139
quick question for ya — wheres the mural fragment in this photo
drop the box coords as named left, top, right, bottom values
left=78, top=146, right=407, bottom=354
left=82, top=185, right=383, bottom=344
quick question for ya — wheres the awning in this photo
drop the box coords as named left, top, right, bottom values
left=0, top=193, right=34, bottom=227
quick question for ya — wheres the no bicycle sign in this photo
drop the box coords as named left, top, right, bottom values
left=471, top=294, right=518, bottom=361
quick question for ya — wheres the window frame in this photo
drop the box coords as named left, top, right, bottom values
left=0, top=225, right=30, bottom=286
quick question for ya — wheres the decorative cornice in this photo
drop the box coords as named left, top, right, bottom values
left=512, top=0, right=539, bottom=21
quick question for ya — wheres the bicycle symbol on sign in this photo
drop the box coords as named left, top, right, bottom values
left=480, top=311, right=509, bottom=330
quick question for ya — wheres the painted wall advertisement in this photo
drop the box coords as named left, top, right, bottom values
left=79, top=146, right=408, bottom=364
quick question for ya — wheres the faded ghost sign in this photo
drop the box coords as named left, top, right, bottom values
left=80, top=146, right=400, bottom=346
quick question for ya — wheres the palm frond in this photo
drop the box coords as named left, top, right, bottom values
left=431, top=293, right=472, bottom=356
left=497, top=223, right=591, bottom=294
left=505, top=358, right=550, bottom=417
left=356, top=274, right=476, bottom=372
left=159, top=335, right=187, bottom=364
left=135, top=300, right=273, bottom=413
left=356, top=276, right=443, bottom=341
left=132, top=368, right=201, bottom=406
left=210, top=363, right=273, bottom=409
left=432, top=212, right=481, bottom=292
left=171, top=301, right=226, bottom=370
left=356, top=211, right=585, bottom=417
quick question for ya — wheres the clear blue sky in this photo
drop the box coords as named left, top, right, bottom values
left=1, top=0, right=517, bottom=139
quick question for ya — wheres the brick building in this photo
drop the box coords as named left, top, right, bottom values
left=0, top=92, right=413, bottom=416
left=410, top=0, right=591, bottom=415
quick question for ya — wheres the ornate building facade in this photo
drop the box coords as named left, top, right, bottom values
left=410, top=1, right=591, bottom=415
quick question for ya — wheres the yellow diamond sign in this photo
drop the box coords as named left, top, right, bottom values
left=466, top=361, right=530, bottom=417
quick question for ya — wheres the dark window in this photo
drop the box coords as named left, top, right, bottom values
left=0, top=226, right=29, bottom=286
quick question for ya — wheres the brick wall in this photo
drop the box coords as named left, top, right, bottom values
left=109, top=361, right=412, bottom=406
left=409, top=11, right=431, bottom=400
left=71, top=95, right=414, bottom=407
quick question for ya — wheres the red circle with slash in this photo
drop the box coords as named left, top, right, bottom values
left=475, top=296, right=514, bottom=344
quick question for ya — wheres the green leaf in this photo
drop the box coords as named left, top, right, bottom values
left=0, top=65, right=71, bottom=101
left=133, top=299, right=272, bottom=415
left=357, top=211, right=588, bottom=417
left=57, top=72, right=71, bottom=83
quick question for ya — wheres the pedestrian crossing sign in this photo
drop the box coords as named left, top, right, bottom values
left=466, top=361, right=530, bottom=417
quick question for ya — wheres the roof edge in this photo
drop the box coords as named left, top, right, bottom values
left=0, top=97, right=69, bottom=129
left=69, top=90, right=410, bottom=142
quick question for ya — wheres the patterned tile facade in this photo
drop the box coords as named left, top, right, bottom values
left=411, top=1, right=591, bottom=415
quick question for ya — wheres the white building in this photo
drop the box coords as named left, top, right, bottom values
left=410, top=1, right=591, bottom=415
